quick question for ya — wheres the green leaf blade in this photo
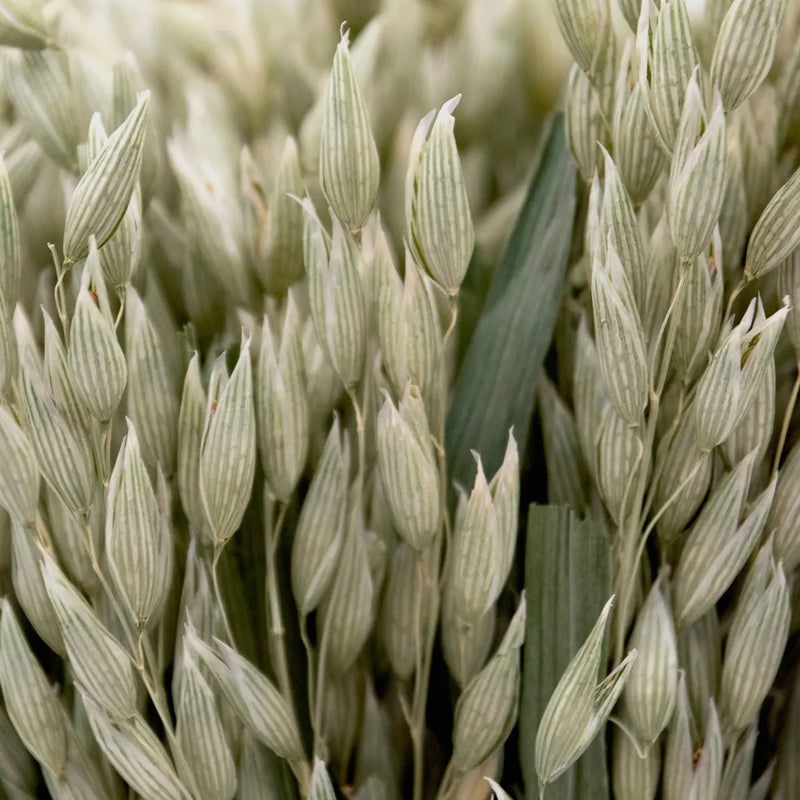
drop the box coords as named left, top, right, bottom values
left=446, top=115, right=576, bottom=487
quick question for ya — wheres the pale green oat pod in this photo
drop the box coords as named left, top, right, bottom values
left=199, top=336, right=256, bottom=546
left=601, top=147, right=646, bottom=311
left=611, top=723, right=659, bottom=800
left=735, top=298, right=787, bottom=421
left=322, top=491, right=375, bottom=677
left=720, top=554, right=790, bottom=732
left=745, top=165, right=800, bottom=280
left=256, top=294, right=309, bottom=502
left=376, top=384, right=440, bottom=551
left=710, top=0, right=786, bottom=113
left=320, top=668, right=361, bottom=769
left=381, top=541, right=435, bottom=680
left=668, top=75, right=727, bottom=262
left=441, top=580, right=495, bottom=688
left=67, top=242, right=127, bottom=423
left=377, top=245, right=441, bottom=399
left=590, top=247, right=649, bottom=426
left=19, top=358, right=95, bottom=515
left=177, top=353, right=207, bottom=536
left=291, top=417, right=349, bottom=614
left=112, top=52, right=160, bottom=201
left=673, top=454, right=771, bottom=627
left=451, top=453, right=504, bottom=625
left=614, top=75, right=665, bottom=205
left=721, top=358, right=774, bottom=468
left=689, top=701, right=723, bottom=800
left=677, top=609, right=721, bottom=733
left=309, top=757, right=336, bottom=800
left=302, top=200, right=367, bottom=387
left=407, top=96, right=474, bottom=296
left=719, top=725, right=757, bottom=800
left=0, top=402, right=38, bottom=526
left=262, top=137, right=305, bottom=294
left=86, top=111, right=143, bottom=290
left=691, top=323, right=742, bottom=452
left=639, top=0, right=700, bottom=154
left=551, top=0, right=612, bottom=81
left=596, top=404, right=641, bottom=524
left=0, top=600, right=67, bottom=774
left=453, top=594, right=525, bottom=773
left=42, top=311, right=88, bottom=437
left=0, top=703, right=37, bottom=796
left=662, top=677, right=691, bottom=800
left=42, top=556, right=136, bottom=721
left=718, top=136, right=749, bottom=272
left=663, top=676, right=722, bottom=800
left=125, top=287, right=178, bottom=473
left=11, top=519, right=64, bottom=654
left=188, top=633, right=306, bottom=762
left=623, top=576, right=678, bottom=746
left=535, top=597, right=637, bottom=789
left=319, top=28, right=380, bottom=230
left=63, top=92, right=150, bottom=264
left=85, top=704, right=187, bottom=800
left=769, top=439, right=800, bottom=570
left=105, top=420, right=161, bottom=625
left=45, top=484, right=95, bottom=591
left=673, top=235, right=723, bottom=383
left=0, top=156, right=20, bottom=315
left=4, top=50, right=79, bottom=170
left=573, top=314, right=607, bottom=480
left=176, top=653, right=236, bottom=800
left=565, top=65, right=605, bottom=182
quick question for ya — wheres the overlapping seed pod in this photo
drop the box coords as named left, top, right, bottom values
left=105, top=421, right=161, bottom=626
left=256, top=294, right=309, bottom=503
left=67, top=242, right=127, bottom=423
left=535, top=597, right=637, bottom=790
left=125, top=287, right=179, bottom=474
left=188, top=632, right=306, bottom=763
left=63, top=92, right=150, bottom=264
left=406, top=96, right=474, bottom=296
left=452, top=595, right=526, bottom=773
left=590, top=246, right=649, bottom=426
left=291, top=418, right=349, bottom=614
left=623, top=576, right=678, bottom=747
left=199, top=337, right=257, bottom=547
left=611, top=724, right=659, bottom=800
left=0, top=600, right=68, bottom=774
left=42, top=556, right=137, bottom=722
left=375, top=384, right=440, bottom=551
left=301, top=199, right=367, bottom=387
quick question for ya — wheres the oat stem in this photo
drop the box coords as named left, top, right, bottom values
left=264, top=494, right=294, bottom=710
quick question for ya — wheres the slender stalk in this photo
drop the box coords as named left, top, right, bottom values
left=264, top=496, right=294, bottom=708
left=299, top=613, right=316, bottom=732
left=771, top=360, right=800, bottom=481
left=48, top=244, right=71, bottom=344
left=211, top=543, right=236, bottom=645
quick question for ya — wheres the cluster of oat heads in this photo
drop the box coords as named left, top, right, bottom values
left=549, top=0, right=800, bottom=797
left=0, top=0, right=564, bottom=799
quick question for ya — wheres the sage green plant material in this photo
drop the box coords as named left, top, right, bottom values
left=550, top=1, right=800, bottom=798
left=446, top=116, right=576, bottom=486
left=521, top=505, right=612, bottom=800
left=4, top=0, right=800, bottom=799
